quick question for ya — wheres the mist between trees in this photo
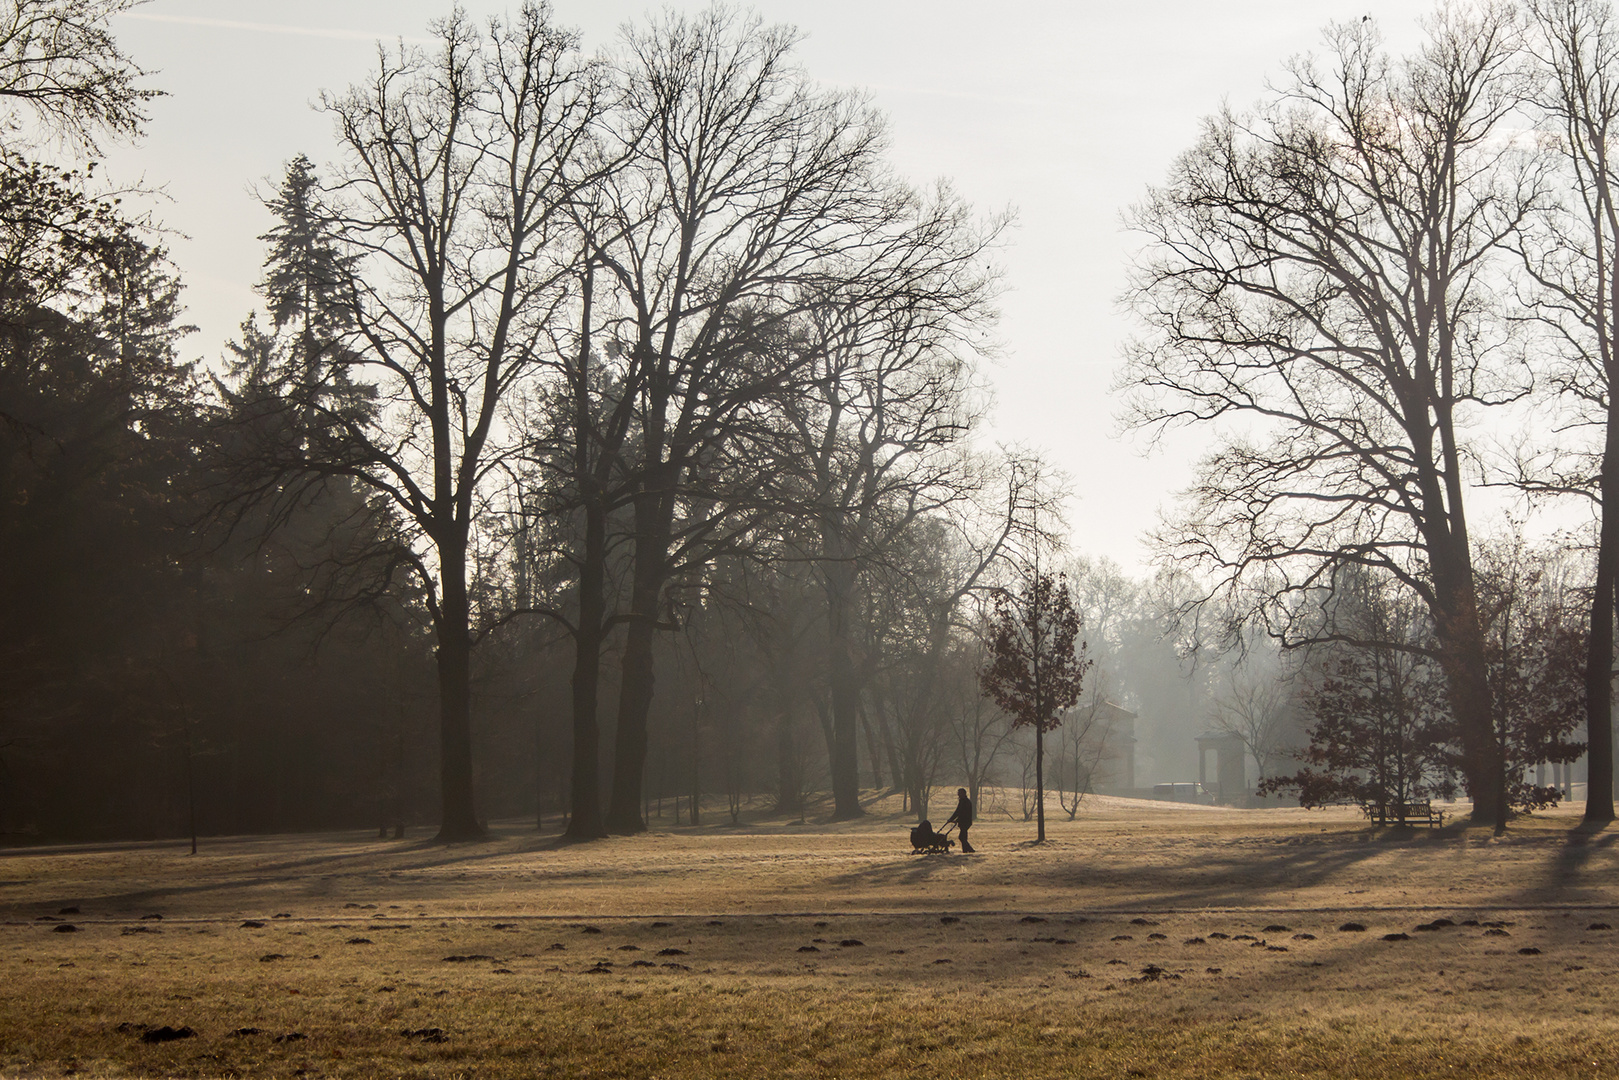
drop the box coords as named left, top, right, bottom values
left=7, top=0, right=1619, bottom=843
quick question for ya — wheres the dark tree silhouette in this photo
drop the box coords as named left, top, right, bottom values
left=778, top=222, right=1002, bottom=821
left=0, top=21, right=196, bottom=742
left=0, top=0, right=157, bottom=153
left=219, top=155, right=375, bottom=464
left=1259, top=567, right=1451, bottom=816
left=583, top=7, right=997, bottom=831
left=1264, top=550, right=1587, bottom=819
left=980, top=571, right=1089, bottom=842
left=586, top=8, right=890, bottom=833
left=863, top=486, right=1023, bottom=821
left=213, top=6, right=607, bottom=841
left=255, top=155, right=361, bottom=386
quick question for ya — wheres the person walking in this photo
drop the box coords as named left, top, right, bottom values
left=945, top=788, right=975, bottom=853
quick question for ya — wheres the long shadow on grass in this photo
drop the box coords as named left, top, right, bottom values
left=1103, top=822, right=1619, bottom=913
left=1525, top=823, right=1619, bottom=902
left=812, top=854, right=983, bottom=888
left=0, top=831, right=657, bottom=914
left=823, top=828, right=1431, bottom=911
left=1081, top=830, right=1475, bottom=912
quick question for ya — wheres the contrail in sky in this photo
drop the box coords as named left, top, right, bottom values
left=117, top=11, right=431, bottom=44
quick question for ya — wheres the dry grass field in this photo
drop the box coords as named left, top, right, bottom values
left=4, top=793, right=1619, bottom=1078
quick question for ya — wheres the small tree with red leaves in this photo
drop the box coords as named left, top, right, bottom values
left=981, top=571, right=1091, bottom=842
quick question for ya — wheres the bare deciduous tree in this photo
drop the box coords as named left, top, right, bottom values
left=1260, top=575, right=1456, bottom=819
left=580, top=7, right=1004, bottom=831
left=1475, top=535, right=1589, bottom=810
left=948, top=626, right=1015, bottom=814
left=1520, top=0, right=1619, bottom=823
left=1123, top=6, right=1538, bottom=828
left=0, top=0, right=156, bottom=152
left=781, top=249, right=1001, bottom=818
left=1209, top=661, right=1295, bottom=788
left=582, top=8, right=901, bottom=833
left=867, top=493, right=1020, bottom=820
left=1056, top=666, right=1126, bottom=818
left=223, top=6, right=606, bottom=839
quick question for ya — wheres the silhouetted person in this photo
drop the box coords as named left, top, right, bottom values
left=946, top=788, right=975, bottom=853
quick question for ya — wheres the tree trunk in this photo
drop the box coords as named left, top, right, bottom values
left=725, top=703, right=743, bottom=824
left=776, top=707, right=801, bottom=817
left=562, top=263, right=611, bottom=842
left=605, top=490, right=669, bottom=834
left=1426, top=534, right=1502, bottom=829
left=829, top=642, right=862, bottom=817
left=560, top=495, right=605, bottom=841
left=606, top=614, right=655, bottom=833
left=861, top=713, right=885, bottom=791
left=1035, top=723, right=1046, bottom=843
left=824, top=555, right=863, bottom=819
left=689, top=696, right=701, bottom=827
left=533, top=711, right=545, bottom=832
left=181, top=701, right=198, bottom=856
left=392, top=686, right=407, bottom=839
left=882, top=721, right=904, bottom=798
left=1586, top=412, right=1619, bottom=825
left=433, top=549, right=483, bottom=841
left=564, top=500, right=608, bottom=840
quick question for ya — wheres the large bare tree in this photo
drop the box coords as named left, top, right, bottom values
left=583, top=8, right=991, bottom=832
left=1521, top=0, right=1619, bottom=824
left=773, top=206, right=1000, bottom=818
left=864, top=472, right=1029, bottom=821
left=1122, top=6, right=1539, bottom=828
left=223, top=6, right=606, bottom=840
left=524, top=249, right=642, bottom=841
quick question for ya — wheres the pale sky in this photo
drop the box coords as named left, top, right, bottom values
left=99, top=1, right=1434, bottom=574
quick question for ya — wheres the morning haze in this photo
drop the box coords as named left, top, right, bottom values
left=1, top=1, right=1615, bottom=1077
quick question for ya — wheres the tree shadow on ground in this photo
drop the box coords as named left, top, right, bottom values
left=820, top=853, right=984, bottom=888
left=1544, top=821, right=1619, bottom=886
left=820, top=829, right=1417, bottom=911
left=0, top=829, right=657, bottom=915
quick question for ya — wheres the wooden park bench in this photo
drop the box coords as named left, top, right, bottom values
left=1361, top=800, right=1444, bottom=828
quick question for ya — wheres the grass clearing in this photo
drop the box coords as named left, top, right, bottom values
left=4, top=796, right=1619, bottom=1077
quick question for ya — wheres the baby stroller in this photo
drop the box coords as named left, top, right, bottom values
left=909, top=819, right=955, bottom=854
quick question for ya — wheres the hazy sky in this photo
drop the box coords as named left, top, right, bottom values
left=99, top=1, right=1432, bottom=573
